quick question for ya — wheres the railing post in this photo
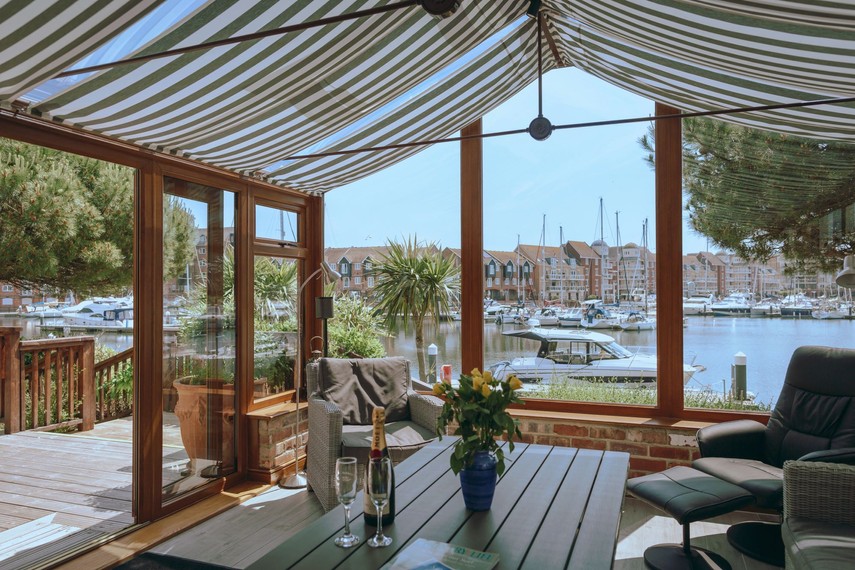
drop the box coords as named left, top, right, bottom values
left=80, top=338, right=95, bottom=431
left=2, top=329, right=22, bottom=434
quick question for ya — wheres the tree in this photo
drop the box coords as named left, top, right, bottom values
left=0, top=138, right=194, bottom=295
left=369, top=237, right=460, bottom=381
left=328, top=296, right=386, bottom=359
left=639, top=119, right=855, bottom=272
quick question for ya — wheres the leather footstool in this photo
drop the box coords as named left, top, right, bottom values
left=627, top=466, right=754, bottom=570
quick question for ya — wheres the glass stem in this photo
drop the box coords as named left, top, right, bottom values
left=343, top=504, right=351, bottom=537
left=374, top=501, right=384, bottom=540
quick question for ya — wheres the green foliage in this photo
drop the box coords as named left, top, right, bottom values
left=434, top=370, right=524, bottom=475
left=639, top=119, right=855, bottom=271
left=0, top=138, right=194, bottom=294
left=526, top=379, right=773, bottom=411
left=328, top=295, right=386, bottom=358
left=369, top=236, right=460, bottom=380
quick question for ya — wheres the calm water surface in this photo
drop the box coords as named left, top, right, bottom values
left=8, top=314, right=853, bottom=406
left=382, top=316, right=855, bottom=405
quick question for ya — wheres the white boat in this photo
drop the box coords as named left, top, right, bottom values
left=780, top=293, right=815, bottom=318
left=682, top=294, right=714, bottom=316
left=618, top=311, right=656, bottom=331
left=750, top=298, right=780, bottom=318
left=710, top=292, right=753, bottom=316
left=557, top=307, right=584, bottom=328
left=62, top=297, right=134, bottom=329
left=494, top=305, right=528, bottom=325
left=580, top=300, right=621, bottom=329
left=19, top=304, right=64, bottom=319
left=812, top=303, right=849, bottom=320
left=488, top=328, right=698, bottom=387
left=524, top=308, right=561, bottom=327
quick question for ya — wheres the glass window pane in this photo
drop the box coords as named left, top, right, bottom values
left=484, top=69, right=658, bottom=406
left=162, top=178, right=237, bottom=499
left=681, top=118, right=853, bottom=413
left=253, top=255, right=298, bottom=402
left=256, top=204, right=298, bottom=243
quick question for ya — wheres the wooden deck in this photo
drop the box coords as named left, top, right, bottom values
left=0, top=416, right=189, bottom=569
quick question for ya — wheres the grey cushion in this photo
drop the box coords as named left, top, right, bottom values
left=783, top=517, right=855, bottom=570
left=693, top=457, right=783, bottom=509
left=340, top=420, right=437, bottom=464
left=318, top=357, right=410, bottom=425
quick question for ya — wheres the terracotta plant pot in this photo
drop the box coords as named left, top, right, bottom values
left=173, top=379, right=235, bottom=475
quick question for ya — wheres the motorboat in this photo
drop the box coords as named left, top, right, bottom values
left=812, top=303, right=849, bottom=320
left=750, top=298, right=780, bottom=318
left=682, top=294, right=714, bottom=316
left=493, top=305, right=528, bottom=325
left=618, top=311, right=656, bottom=331
left=580, top=300, right=621, bottom=329
left=19, top=303, right=64, bottom=319
left=62, top=297, right=134, bottom=329
left=558, top=307, right=584, bottom=328
left=488, top=328, right=699, bottom=387
left=780, top=293, right=815, bottom=318
left=524, top=308, right=561, bottom=327
left=709, top=292, right=753, bottom=316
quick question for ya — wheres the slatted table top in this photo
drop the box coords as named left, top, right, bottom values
left=248, top=438, right=629, bottom=570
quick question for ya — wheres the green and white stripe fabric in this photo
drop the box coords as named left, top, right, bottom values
left=31, top=0, right=521, bottom=173
left=269, top=20, right=553, bottom=194
left=0, top=0, right=161, bottom=104
left=546, top=0, right=855, bottom=140
left=4, top=0, right=855, bottom=194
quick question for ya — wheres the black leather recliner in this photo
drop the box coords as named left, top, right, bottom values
left=693, top=345, right=855, bottom=567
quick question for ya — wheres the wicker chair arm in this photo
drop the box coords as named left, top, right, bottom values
left=784, top=460, right=855, bottom=525
left=408, top=391, right=444, bottom=432
left=306, top=396, right=343, bottom=511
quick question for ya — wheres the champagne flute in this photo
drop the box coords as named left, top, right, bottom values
left=334, top=457, right=359, bottom=548
left=367, top=456, right=393, bottom=548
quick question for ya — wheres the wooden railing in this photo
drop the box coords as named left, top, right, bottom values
left=94, top=346, right=134, bottom=422
left=1, top=328, right=96, bottom=434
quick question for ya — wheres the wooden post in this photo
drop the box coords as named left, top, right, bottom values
left=655, top=102, right=684, bottom=418
left=80, top=338, right=95, bottom=431
left=2, top=328, right=22, bottom=434
left=461, top=119, right=484, bottom=375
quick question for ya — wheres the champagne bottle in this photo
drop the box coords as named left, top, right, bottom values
left=363, top=407, right=395, bottom=526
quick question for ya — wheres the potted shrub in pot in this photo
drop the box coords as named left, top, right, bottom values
left=433, top=369, right=523, bottom=510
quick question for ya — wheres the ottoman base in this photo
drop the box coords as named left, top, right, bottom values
left=644, top=544, right=732, bottom=570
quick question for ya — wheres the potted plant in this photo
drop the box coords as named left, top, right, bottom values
left=172, top=356, right=236, bottom=476
left=433, top=369, right=524, bottom=510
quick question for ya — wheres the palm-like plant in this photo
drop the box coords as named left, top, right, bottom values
left=369, top=236, right=460, bottom=381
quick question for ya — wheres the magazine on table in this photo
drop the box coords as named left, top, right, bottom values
left=380, top=538, right=499, bottom=570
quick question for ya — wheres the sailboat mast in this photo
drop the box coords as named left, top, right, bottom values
left=559, top=225, right=564, bottom=305
left=599, top=197, right=605, bottom=301
left=615, top=211, right=622, bottom=306
left=643, top=218, right=649, bottom=314
left=540, top=214, right=546, bottom=306
left=516, top=234, right=521, bottom=302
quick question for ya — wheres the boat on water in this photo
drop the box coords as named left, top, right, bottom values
left=710, top=292, right=753, bottom=316
left=618, top=311, right=656, bottom=331
left=750, top=298, right=781, bottom=318
left=558, top=307, right=584, bottom=328
left=488, top=328, right=699, bottom=387
left=525, top=308, right=561, bottom=327
left=580, top=300, right=622, bottom=329
left=812, top=302, right=850, bottom=320
left=683, top=294, right=714, bottom=316
left=19, top=303, right=65, bottom=319
left=493, top=305, right=528, bottom=325
left=61, top=297, right=134, bottom=330
left=780, top=293, right=815, bottom=318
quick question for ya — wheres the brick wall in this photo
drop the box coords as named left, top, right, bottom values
left=250, top=405, right=308, bottom=483
left=513, top=414, right=703, bottom=478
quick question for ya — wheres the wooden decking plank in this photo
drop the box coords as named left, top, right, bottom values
left=486, top=446, right=578, bottom=568
left=0, top=490, right=132, bottom=522
left=1, top=527, right=104, bottom=570
left=2, top=457, right=132, bottom=486
left=566, top=451, right=629, bottom=570
left=0, top=513, right=32, bottom=532
left=520, top=449, right=604, bottom=570
left=0, top=472, right=131, bottom=502
left=0, top=480, right=132, bottom=512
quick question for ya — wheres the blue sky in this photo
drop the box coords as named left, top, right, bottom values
left=325, top=67, right=709, bottom=255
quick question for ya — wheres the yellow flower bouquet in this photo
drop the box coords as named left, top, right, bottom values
left=433, top=368, right=524, bottom=475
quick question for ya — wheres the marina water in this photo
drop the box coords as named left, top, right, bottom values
left=383, top=316, right=854, bottom=406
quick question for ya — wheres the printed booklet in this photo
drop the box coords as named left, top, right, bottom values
left=380, top=538, right=499, bottom=570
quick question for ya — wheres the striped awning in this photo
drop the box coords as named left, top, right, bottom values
left=2, top=1, right=855, bottom=194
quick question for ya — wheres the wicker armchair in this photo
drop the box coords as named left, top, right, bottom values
left=305, top=357, right=443, bottom=511
left=783, top=460, right=855, bottom=569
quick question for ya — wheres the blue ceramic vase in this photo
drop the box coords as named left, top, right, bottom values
left=459, top=450, right=498, bottom=511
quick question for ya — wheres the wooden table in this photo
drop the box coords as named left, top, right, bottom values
left=249, top=438, right=629, bottom=570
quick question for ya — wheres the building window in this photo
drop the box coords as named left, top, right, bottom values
left=343, top=277, right=350, bottom=288
left=22, top=289, right=33, bottom=296
left=354, top=276, right=361, bottom=285
left=367, top=277, right=374, bottom=287
left=354, top=263, right=361, bottom=270
left=199, top=248, right=206, bottom=254
left=2, top=285, right=13, bottom=292
left=199, top=260, right=207, bottom=267
left=487, top=278, right=493, bottom=287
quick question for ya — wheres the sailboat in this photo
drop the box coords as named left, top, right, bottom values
left=619, top=219, right=656, bottom=331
